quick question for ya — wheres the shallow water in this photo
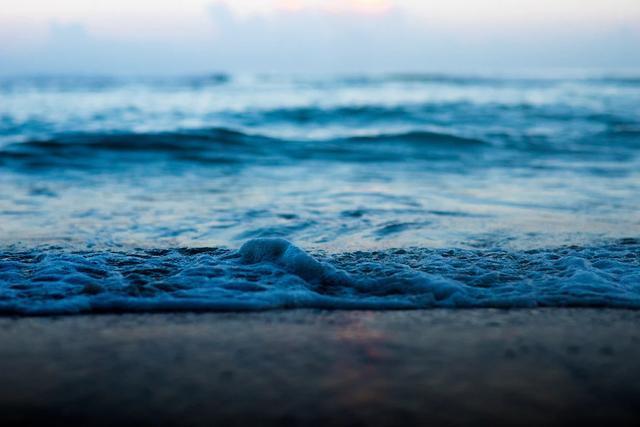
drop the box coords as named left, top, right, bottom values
left=1, top=74, right=639, bottom=313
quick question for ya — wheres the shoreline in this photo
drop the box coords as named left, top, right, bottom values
left=1, top=309, right=640, bottom=426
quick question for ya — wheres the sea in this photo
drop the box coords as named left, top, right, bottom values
left=0, top=73, right=639, bottom=314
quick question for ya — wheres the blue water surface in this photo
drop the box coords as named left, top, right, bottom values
left=0, top=73, right=639, bottom=313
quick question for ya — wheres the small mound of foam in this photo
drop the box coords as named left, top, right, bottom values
left=239, top=238, right=349, bottom=288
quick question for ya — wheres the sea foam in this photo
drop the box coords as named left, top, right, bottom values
left=1, top=238, right=638, bottom=315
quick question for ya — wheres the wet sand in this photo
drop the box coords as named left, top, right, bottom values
left=1, top=309, right=639, bottom=426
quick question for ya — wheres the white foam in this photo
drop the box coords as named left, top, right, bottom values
left=1, top=239, right=639, bottom=315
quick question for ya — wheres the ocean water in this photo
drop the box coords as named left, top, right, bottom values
left=0, top=73, right=639, bottom=314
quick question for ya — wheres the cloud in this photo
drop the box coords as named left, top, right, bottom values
left=205, top=1, right=640, bottom=72
left=0, top=22, right=221, bottom=75
left=206, top=2, right=424, bottom=72
left=0, top=1, right=638, bottom=75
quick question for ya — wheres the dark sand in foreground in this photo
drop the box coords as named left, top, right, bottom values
left=1, top=309, right=639, bottom=426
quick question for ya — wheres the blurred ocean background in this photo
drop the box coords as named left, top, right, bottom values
left=0, top=73, right=639, bottom=313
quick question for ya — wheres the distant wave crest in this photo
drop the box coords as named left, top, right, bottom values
left=0, top=127, right=489, bottom=169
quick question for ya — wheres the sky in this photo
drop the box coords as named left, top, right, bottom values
left=1, top=0, right=639, bottom=75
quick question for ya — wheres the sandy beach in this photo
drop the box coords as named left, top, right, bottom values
left=1, top=309, right=639, bottom=426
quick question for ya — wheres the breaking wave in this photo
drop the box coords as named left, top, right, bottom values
left=0, top=128, right=489, bottom=169
left=1, top=238, right=639, bottom=315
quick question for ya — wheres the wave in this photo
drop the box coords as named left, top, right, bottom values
left=0, top=127, right=489, bottom=169
left=1, top=238, right=639, bottom=315
left=2, top=119, right=636, bottom=171
left=292, top=73, right=639, bottom=87
left=608, top=125, right=640, bottom=138
left=344, top=130, right=485, bottom=146
left=236, top=104, right=429, bottom=125
left=233, top=101, right=639, bottom=128
left=290, top=73, right=640, bottom=87
left=332, top=73, right=557, bottom=87
left=588, top=76, right=640, bottom=86
left=0, top=73, right=232, bottom=92
left=4, top=73, right=640, bottom=90
left=0, top=128, right=273, bottom=168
